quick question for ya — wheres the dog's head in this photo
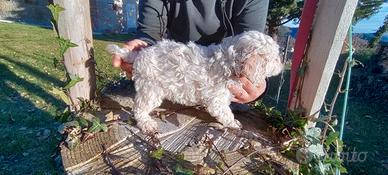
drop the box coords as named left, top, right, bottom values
left=222, top=31, right=283, bottom=86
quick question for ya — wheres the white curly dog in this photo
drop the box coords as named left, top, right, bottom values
left=107, top=31, right=283, bottom=134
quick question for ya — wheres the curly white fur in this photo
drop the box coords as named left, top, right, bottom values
left=107, top=31, right=283, bottom=134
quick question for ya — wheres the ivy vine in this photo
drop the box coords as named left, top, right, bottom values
left=254, top=100, right=346, bottom=174
left=47, top=3, right=107, bottom=150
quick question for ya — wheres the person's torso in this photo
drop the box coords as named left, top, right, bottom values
left=166, top=0, right=237, bottom=45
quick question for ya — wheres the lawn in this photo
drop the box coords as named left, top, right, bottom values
left=0, top=22, right=386, bottom=174
left=0, top=22, right=126, bottom=174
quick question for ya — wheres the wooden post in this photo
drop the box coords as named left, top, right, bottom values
left=54, top=0, right=96, bottom=107
left=289, top=0, right=358, bottom=121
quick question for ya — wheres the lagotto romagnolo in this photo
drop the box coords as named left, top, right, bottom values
left=107, top=31, right=283, bottom=134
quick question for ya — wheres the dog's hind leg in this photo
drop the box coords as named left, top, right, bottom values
left=133, top=83, right=164, bottom=134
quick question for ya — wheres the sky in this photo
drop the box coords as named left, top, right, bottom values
left=284, top=2, right=388, bottom=34
left=353, top=2, right=388, bottom=33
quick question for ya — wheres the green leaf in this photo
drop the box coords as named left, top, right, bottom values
left=55, top=107, right=72, bottom=122
left=299, top=164, right=311, bottom=175
left=66, top=136, right=80, bottom=150
left=88, top=117, right=105, bottom=133
left=77, top=117, right=89, bottom=128
left=174, top=164, right=194, bottom=175
left=47, top=4, right=65, bottom=24
left=150, top=147, right=164, bottom=160
left=324, top=156, right=347, bottom=173
left=297, top=63, right=307, bottom=76
left=57, top=121, right=80, bottom=134
left=339, top=165, right=347, bottom=173
left=324, top=132, right=339, bottom=148
left=63, top=75, right=83, bottom=90
left=337, top=140, right=344, bottom=152
left=127, top=118, right=135, bottom=126
left=50, top=21, right=58, bottom=34
left=176, top=153, right=185, bottom=162
left=315, top=160, right=330, bottom=175
left=51, top=87, right=71, bottom=105
left=100, top=123, right=108, bottom=132
left=323, top=156, right=342, bottom=165
left=57, top=37, right=78, bottom=57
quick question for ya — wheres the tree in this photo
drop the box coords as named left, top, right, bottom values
left=266, top=0, right=383, bottom=41
left=267, top=0, right=303, bottom=41
left=352, top=0, right=385, bottom=48
left=369, top=15, right=388, bottom=48
left=53, top=0, right=96, bottom=109
left=353, top=0, right=384, bottom=23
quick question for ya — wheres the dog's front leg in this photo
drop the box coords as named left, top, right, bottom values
left=205, top=96, right=242, bottom=129
left=133, top=86, right=164, bottom=134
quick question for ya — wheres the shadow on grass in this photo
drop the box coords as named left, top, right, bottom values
left=0, top=54, right=64, bottom=87
left=0, top=54, right=64, bottom=112
left=0, top=56, right=63, bottom=174
left=1, top=44, right=58, bottom=68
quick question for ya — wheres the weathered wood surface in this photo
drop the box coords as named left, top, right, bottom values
left=288, top=0, right=358, bottom=121
left=54, top=0, right=96, bottom=106
left=61, top=80, right=298, bottom=174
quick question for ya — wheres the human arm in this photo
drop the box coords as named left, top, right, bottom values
left=136, top=0, right=168, bottom=45
left=112, top=0, right=168, bottom=75
left=233, top=0, right=269, bottom=33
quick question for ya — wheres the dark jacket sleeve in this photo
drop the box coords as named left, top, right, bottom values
left=135, top=0, right=168, bottom=45
left=233, top=0, right=269, bottom=33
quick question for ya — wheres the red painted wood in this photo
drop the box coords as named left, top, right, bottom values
left=287, top=0, right=319, bottom=107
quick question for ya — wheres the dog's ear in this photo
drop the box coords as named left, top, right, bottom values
left=224, top=31, right=283, bottom=82
left=242, top=51, right=283, bottom=85
left=241, top=53, right=262, bottom=83
left=264, top=53, right=283, bottom=77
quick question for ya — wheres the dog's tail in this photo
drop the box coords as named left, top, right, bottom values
left=106, top=44, right=136, bottom=63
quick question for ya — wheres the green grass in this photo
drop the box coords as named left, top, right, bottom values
left=0, top=22, right=129, bottom=174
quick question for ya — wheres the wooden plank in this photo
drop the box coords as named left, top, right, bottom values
left=62, top=118, right=297, bottom=174
left=289, top=0, right=358, bottom=120
left=61, top=123, right=138, bottom=171
left=61, top=80, right=298, bottom=174
left=61, top=107, right=297, bottom=174
left=54, top=0, right=96, bottom=107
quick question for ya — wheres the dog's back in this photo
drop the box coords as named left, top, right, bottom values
left=133, top=40, right=224, bottom=105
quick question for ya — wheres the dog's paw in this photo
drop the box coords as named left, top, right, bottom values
left=234, top=119, right=242, bottom=128
left=137, top=119, right=158, bottom=135
left=222, top=119, right=242, bottom=129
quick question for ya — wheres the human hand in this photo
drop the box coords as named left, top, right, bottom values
left=112, top=39, right=148, bottom=78
left=229, top=77, right=267, bottom=104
